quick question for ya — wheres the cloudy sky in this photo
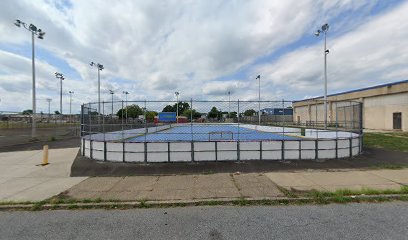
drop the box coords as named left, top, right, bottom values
left=0, top=0, right=407, bottom=113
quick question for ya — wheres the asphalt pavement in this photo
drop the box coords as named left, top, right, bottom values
left=1, top=202, right=407, bottom=240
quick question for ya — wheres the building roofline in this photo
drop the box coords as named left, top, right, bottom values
left=294, top=79, right=408, bottom=103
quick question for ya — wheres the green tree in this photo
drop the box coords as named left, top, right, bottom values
left=182, top=109, right=202, bottom=119
left=244, top=109, right=256, bottom=116
left=117, top=104, right=144, bottom=119
left=208, top=106, right=220, bottom=119
left=162, top=102, right=190, bottom=113
left=54, top=110, right=61, bottom=115
left=22, top=109, right=33, bottom=115
left=145, top=111, right=158, bottom=122
left=162, top=105, right=174, bottom=112
left=228, top=112, right=237, bottom=118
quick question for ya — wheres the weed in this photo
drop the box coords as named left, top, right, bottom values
left=139, top=199, right=149, bottom=208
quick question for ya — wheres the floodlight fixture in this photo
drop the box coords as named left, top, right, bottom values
left=90, top=61, right=105, bottom=113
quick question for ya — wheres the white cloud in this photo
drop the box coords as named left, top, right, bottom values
left=1, top=0, right=403, bottom=112
left=253, top=1, right=408, bottom=99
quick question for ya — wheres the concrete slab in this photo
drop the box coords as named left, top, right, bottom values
left=5, top=177, right=86, bottom=201
left=154, top=175, right=196, bottom=190
left=303, top=171, right=390, bottom=186
left=69, top=177, right=123, bottom=192
left=195, top=174, right=236, bottom=189
left=367, top=169, right=408, bottom=185
left=265, top=170, right=406, bottom=192
left=0, top=148, right=87, bottom=201
left=264, top=172, right=317, bottom=187
left=110, top=176, right=158, bottom=192
left=233, top=173, right=285, bottom=198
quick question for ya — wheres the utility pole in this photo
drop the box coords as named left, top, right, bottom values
left=175, top=91, right=179, bottom=124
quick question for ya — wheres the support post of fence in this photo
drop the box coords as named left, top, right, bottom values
left=168, top=142, right=171, bottom=162
left=102, top=101, right=105, bottom=142
left=104, top=141, right=107, bottom=161
left=281, top=140, right=285, bottom=160
left=144, top=100, right=147, bottom=163
left=90, top=140, right=93, bottom=159
left=215, top=141, right=218, bottom=161
left=123, top=141, right=125, bottom=162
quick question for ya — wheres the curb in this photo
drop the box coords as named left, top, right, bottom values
left=0, top=194, right=407, bottom=211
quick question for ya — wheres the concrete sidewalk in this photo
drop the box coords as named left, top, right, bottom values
left=265, top=169, right=408, bottom=192
left=65, top=169, right=408, bottom=202
left=66, top=173, right=285, bottom=201
left=0, top=148, right=87, bottom=201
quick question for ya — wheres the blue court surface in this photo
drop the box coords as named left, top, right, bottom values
left=126, top=125, right=300, bottom=142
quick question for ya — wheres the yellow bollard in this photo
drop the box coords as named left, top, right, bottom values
left=42, top=145, right=49, bottom=166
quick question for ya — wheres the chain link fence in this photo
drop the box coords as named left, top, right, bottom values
left=0, top=111, right=80, bottom=147
left=81, top=100, right=362, bottom=142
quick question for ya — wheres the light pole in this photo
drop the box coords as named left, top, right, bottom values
left=109, top=90, right=114, bottom=117
left=90, top=62, right=104, bottom=113
left=68, top=91, right=74, bottom=123
left=228, top=91, right=231, bottom=118
left=256, top=75, right=261, bottom=125
left=315, top=23, right=330, bottom=129
left=55, top=72, right=64, bottom=114
left=46, top=98, right=52, bottom=122
left=68, top=91, right=74, bottom=115
left=175, top=91, right=179, bottom=124
left=14, top=19, right=45, bottom=138
left=123, top=91, right=129, bottom=123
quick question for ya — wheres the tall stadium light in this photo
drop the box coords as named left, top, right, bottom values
left=14, top=19, right=45, bottom=139
left=68, top=91, right=74, bottom=115
left=315, top=23, right=330, bottom=129
left=228, top=91, right=231, bottom=117
left=46, top=98, right=52, bottom=122
left=68, top=91, right=74, bottom=123
left=55, top=72, right=64, bottom=114
left=122, top=91, right=129, bottom=123
left=90, top=62, right=104, bottom=113
left=256, top=75, right=261, bottom=126
left=175, top=91, right=179, bottom=124
left=109, top=90, right=114, bottom=117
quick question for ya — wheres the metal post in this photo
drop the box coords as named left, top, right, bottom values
left=98, top=68, right=101, bottom=114
left=258, top=75, right=261, bottom=125
left=237, top=99, right=240, bottom=141
left=190, top=98, right=193, bottom=140
left=228, top=91, right=231, bottom=117
left=111, top=93, right=114, bottom=117
left=282, top=99, right=285, bottom=140
left=175, top=93, right=179, bottom=124
left=60, top=77, right=63, bottom=114
left=324, top=31, right=328, bottom=129
left=125, top=93, right=128, bottom=124
left=31, top=32, right=36, bottom=138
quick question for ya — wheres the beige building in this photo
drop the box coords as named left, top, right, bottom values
left=293, top=80, right=408, bottom=132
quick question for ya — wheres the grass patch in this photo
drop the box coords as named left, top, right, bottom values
left=232, top=197, right=251, bottom=206
left=304, top=186, right=408, bottom=200
left=277, top=186, right=298, bottom=198
left=139, top=199, right=149, bottom=208
left=364, top=132, right=408, bottom=152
